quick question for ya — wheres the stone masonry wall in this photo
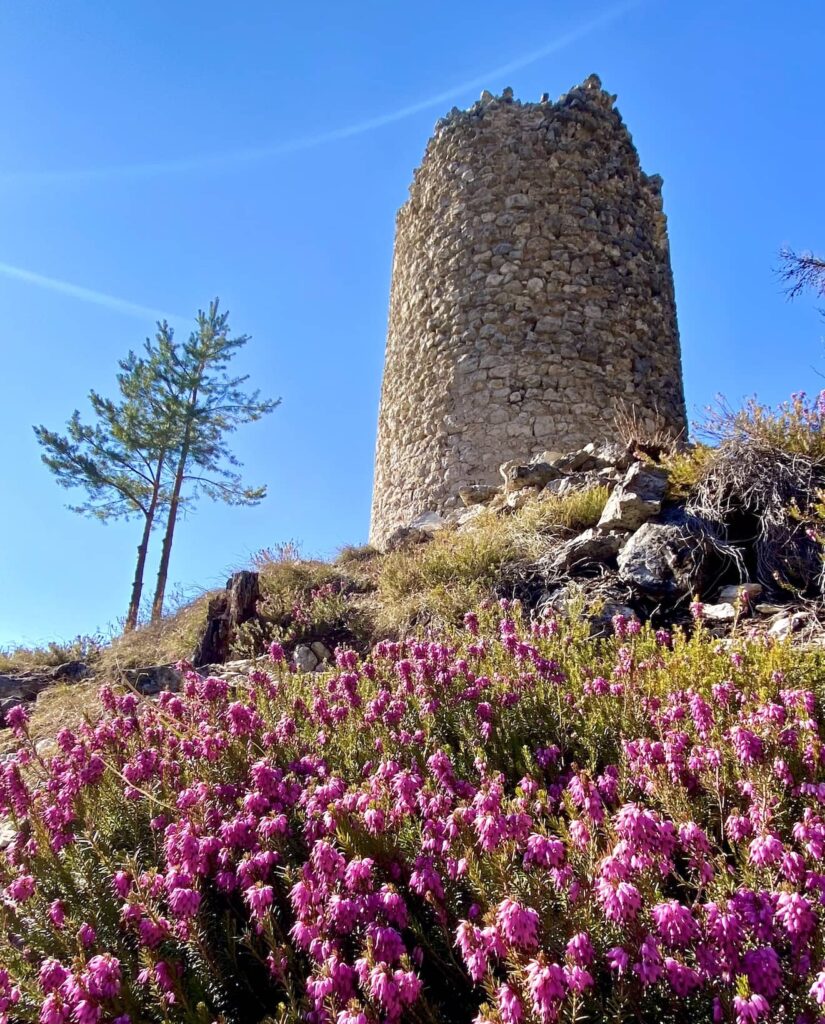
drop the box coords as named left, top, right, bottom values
left=370, top=75, right=686, bottom=547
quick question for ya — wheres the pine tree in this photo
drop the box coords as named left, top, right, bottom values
left=147, top=299, right=279, bottom=621
left=34, top=328, right=176, bottom=629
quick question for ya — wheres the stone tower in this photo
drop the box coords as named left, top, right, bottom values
left=370, top=75, right=686, bottom=547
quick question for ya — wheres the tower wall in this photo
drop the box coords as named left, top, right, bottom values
left=370, top=75, right=686, bottom=546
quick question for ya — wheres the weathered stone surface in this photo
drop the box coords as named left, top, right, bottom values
left=370, top=76, right=686, bottom=546
left=598, top=463, right=669, bottom=532
left=718, top=583, right=763, bottom=604
left=551, top=528, right=623, bottom=572
left=501, top=460, right=560, bottom=492
left=310, top=641, right=333, bottom=664
left=459, top=484, right=498, bottom=507
left=293, top=645, right=319, bottom=673
left=408, top=511, right=446, bottom=534
left=192, top=571, right=260, bottom=667
left=617, top=510, right=707, bottom=597
left=384, top=525, right=432, bottom=552
left=542, top=581, right=637, bottom=637
left=123, top=664, right=181, bottom=695
left=702, top=602, right=737, bottom=622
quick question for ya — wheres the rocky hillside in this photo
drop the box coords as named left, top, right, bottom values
left=4, top=396, right=824, bottom=739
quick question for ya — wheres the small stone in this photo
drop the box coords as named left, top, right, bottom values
left=769, top=613, right=808, bottom=638
left=310, top=642, right=332, bottom=665
left=500, top=460, right=561, bottom=492
left=459, top=484, right=498, bottom=507
left=409, top=510, right=447, bottom=534
left=293, top=645, right=319, bottom=673
left=701, top=602, right=737, bottom=622
left=717, top=583, right=763, bottom=604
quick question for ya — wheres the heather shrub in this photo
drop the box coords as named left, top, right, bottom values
left=3, top=603, right=825, bottom=1023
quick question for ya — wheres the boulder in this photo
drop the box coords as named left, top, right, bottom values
left=459, top=484, right=498, bottom=507
left=293, top=645, right=319, bottom=673
left=500, top=460, right=560, bottom=492
left=384, top=525, right=432, bottom=551
left=617, top=509, right=710, bottom=598
left=598, top=462, right=669, bottom=532
left=541, top=581, right=637, bottom=637
left=505, top=486, right=540, bottom=510
left=409, top=511, right=446, bottom=534
left=310, top=641, right=333, bottom=664
left=123, top=664, right=181, bottom=695
left=701, top=602, right=737, bottom=622
left=550, top=528, right=624, bottom=573
left=455, top=505, right=488, bottom=529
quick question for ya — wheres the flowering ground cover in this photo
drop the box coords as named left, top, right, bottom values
left=2, top=602, right=825, bottom=1024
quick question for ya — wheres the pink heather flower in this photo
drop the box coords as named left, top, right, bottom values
left=651, top=900, right=700, bottom=948
left=244, top=883, right=274, bottom=919
left=733, top=993, right=770, bottom=1024
left=775, top=891, right=816, bottom=943
left=523, top=833, right=565, bottom=870
left=496, top=898, right=540, bottom=950
left=810, top=968, right=825, bottom=1005
left=112, top=871, right=131, bottom=898
left=565, top=932, right=594, bottom=966
left=5, top=703, right=30, bottom=735
left=563, top=965, right=593, bottom=993
left=743, top=946, right=782, bottom=999
left=633, top=934, right=663, bottom=987
left=77, top=922, right=96, bottom=947
left=84, top=954, right=121, bottom=999
left=664, top=958, right=700, bottom=997
left=607, top=946, right=629, bottom=975
left=464, top=612, right=479, bottom=635
left=525, top=959, right=566, bottom=1024
left=336, top=1012, right=368, bottom=1024
left=7, top=874, right=35, bottom=903
left=497, top=983, right=524, bottom=1024
left=38, top=959, right=68, bottom=994
left=268, top=641, right=285, bottom=663
left=168, top=887, right=201, bottom=918
left=748, top=832, right=784, bottom=868
left=39, top=991, right=69, bottom=1024
left=49, top=900, right=66, bottom=929
left=595, top=877, right=642, bottom=923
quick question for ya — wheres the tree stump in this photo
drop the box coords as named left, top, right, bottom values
left=192, top=571, right=260, bottom=667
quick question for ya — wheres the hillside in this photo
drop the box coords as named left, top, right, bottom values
left=1, top=396, right=825, bottom=1023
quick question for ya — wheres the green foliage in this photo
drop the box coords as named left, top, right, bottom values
left=699, top=391, right=825, bottom=462
left=0, top=634, right=103, bottom=673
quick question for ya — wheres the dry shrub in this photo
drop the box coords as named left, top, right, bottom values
left=690, top=393, right=825, bottom=597
left=612, top=399, right=686, bottom=456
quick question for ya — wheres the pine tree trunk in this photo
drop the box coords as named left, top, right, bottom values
left=126, top=515, right=153, bottom=630
left=151, top=455, right=185, bottom=623
left=125, top=462, right=165, bottom=630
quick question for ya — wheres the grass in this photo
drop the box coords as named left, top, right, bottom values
left=0, top=635, right=103, bottom=674
left=375, top=487, right=610, bottom=631
left=94, top=591, right=214, bottom=675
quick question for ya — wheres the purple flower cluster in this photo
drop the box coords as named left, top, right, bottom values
left=2, top=604, right=825, bottom=1023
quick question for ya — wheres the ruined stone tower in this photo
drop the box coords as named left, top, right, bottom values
left=370, top=75, right=686, bottom=546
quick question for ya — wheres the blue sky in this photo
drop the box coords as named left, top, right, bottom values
left=0, top=0, right=823, bottom=647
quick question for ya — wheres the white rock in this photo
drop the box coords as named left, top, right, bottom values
left=293, top=645, right=319, bottom=673
left=408, top=511, right=446, bottom=534
left=701, top=602, right=737, bottom=622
